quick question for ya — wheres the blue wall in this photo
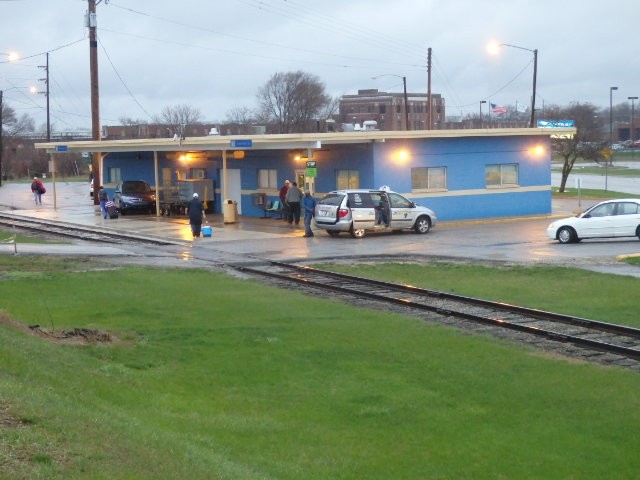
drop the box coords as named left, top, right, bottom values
left=102, top=134, right=551, bottom=221
left=371, top=135, right=551, bottom=220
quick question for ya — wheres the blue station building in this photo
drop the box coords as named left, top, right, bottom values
left=36, top=127, right=574, bottom=222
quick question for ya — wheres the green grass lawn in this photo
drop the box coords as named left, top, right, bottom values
left=1, top=257, right=639, bottom=479
left=0, top=229, right=69, bottom=245
left=552, top=188, right=637, bottom=199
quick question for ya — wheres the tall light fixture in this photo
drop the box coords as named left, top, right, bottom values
left=0, top=89, right=4, bottom=187
left=607, top=86, right=618, bottom=191
left=628, top=96, right=638, bottom=145
left=0, top=51, right=20, bottom=187
left=372, top=74, right=409, bottom=131
left=488, top=42, right=538, bottom=127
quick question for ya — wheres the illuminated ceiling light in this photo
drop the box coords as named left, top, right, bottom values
left=396, top=150, right=410, bottom=163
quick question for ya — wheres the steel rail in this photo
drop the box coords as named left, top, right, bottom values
left=269, top=261, right=640, bottom=339
left=233, top=261, right=640, bottom=362
left=0, top=212, right=176, bottom=245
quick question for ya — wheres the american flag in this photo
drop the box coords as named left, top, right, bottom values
left=491, top=103, right=507, bottom=115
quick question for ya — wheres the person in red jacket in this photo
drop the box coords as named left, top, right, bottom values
left=278, top=179, right=290, bottom=221
left=30, top=176, right=46, bottom=205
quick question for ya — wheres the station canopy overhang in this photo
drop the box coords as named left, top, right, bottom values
left=34, top=127, right=576, bottom=155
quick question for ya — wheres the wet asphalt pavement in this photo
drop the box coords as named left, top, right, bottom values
left=1, top=179, right=639, bottom=277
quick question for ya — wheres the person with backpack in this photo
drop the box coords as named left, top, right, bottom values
left=98, top=186, right=109, bottom=219
left=30, top=177, right=46, bottom=205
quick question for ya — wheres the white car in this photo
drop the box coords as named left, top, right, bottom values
left=547, top=199, right=640, bottom=243
left=314, top=189, right=437, bottom=238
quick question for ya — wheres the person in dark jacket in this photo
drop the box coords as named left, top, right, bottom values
left=186, top=192, right=205, bottom=238
left=98, top=186, right=108, bottom=219
left=377, top=192, right=390, bottom=227
left=301, top=190, right=317, bottom=237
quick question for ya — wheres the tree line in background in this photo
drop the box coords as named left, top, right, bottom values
left=0, top=70, right=635, bottom=184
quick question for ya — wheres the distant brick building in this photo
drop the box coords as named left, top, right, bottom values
left=339, top=89, right=445, bottom=131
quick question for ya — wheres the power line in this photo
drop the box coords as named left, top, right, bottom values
left=97, top=36, right=154, bottom=121
left=104, top=2, right=426, bottom=69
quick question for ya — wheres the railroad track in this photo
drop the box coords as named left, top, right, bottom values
left=0, top=212, right=176, bottom=246
left=232, top=261, right=640, bottom=368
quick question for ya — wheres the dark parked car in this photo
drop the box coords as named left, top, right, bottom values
left=112, top=180, right=156, bottom=215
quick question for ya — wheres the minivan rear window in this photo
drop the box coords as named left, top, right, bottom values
left=318, top=193, right=345, bottom=206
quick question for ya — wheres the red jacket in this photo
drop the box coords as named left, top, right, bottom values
left=31, top=179, right=45, bottom=194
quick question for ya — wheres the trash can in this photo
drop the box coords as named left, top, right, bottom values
left=223, top=199, right=237, bottom=224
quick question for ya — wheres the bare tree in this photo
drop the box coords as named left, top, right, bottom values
left=547, top=102, right=603, bottom=192
left=153, top=104, right=202, bottom=136
left=226, top=106, right=255, bottom=125
left=319, top=95, right=340, bottom=120
left=2, top=103, right=35, bottom=137
left=257, top=71, right=331, bottom=133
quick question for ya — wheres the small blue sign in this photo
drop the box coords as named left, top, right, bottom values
left=230, top=139, right=252, bottom=148
left=537, top=119, right=574, bottom=128
left=55, top=145, right=69, bottom=152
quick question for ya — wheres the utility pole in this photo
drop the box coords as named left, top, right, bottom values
left=37, top=52, right=50, bottom=141
left=402, top=76, right=409, bottom=131
left=427, top=47, right=432, bottom=130
left=88, top=0, right=101, bottom=205
left=0, top=91, right=3, bottom=187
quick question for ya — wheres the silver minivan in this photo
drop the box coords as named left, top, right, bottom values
left=314, top=189, right=437, bottom=238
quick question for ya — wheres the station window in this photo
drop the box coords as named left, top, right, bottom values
left=258, top=169, right=278, bottom=189
left=486, top=163, right=518, bottom=187
left=108, top=167, right=121, bottom=184
left=336, top=169, right=359, bottom=190
left=411, top=166, right=447, bottom=192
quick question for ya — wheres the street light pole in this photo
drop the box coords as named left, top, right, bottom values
left=0, top=51, right=19, bottom=187
left=491, top=43, right=538, bottom=127
left=629, top=96, right=638, bottom=145
left=0, top=90, right=3, bottom=187
left=372, top=74, right=409, bottom=131
left=479, top=100, right=487, bottom=127
left=402, top=76, right=409, bottom=131
left=607, top=86, right=618, bottom=191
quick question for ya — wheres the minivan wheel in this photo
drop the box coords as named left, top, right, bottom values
left=350, top=227, right=366, bottom=238
left=557, top=227, right=576, bottom=244
left=414, top=216, right=431, bottom=234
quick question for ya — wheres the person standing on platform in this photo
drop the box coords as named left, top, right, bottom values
left=285, top=181, right=302, bottom=225
left=301, top=189, right=317, bottom=237
left=279, top=179, right=290, bottom=221
left=186, top=192, right=205, bottom=238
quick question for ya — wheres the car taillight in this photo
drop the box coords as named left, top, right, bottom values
left=338, top=208, right=349, bottom=218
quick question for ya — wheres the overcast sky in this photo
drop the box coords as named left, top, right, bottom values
left=1, top=0, right=639, bottom=132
